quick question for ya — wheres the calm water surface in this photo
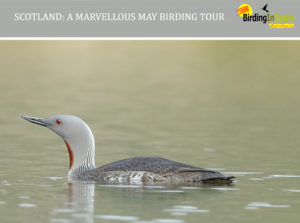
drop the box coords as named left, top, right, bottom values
left=0, top=41, right=300, bottom=223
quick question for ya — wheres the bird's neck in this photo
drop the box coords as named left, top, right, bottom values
left=64, top=128, right=97, bottom=179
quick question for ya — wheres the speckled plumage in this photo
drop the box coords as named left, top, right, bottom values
left=74, top=157, right=234, bottom=183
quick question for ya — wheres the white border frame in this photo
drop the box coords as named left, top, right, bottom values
left=1, top=37, right=299, bottom=40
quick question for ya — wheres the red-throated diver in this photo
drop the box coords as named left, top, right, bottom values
left=21, top=115, right=234, bottom=183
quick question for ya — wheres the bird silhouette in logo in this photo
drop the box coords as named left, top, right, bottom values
left=261, top=4, right=269, bottom=13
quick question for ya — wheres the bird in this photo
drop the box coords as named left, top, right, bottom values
left=261, top=4, right=269, bottom=13
left=21, top=115, right=234, bottom=184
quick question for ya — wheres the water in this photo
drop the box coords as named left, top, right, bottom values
left=0, top=41, right=300, bottom=223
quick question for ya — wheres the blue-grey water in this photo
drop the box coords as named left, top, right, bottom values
left=0, top=41, right=299, bottom=223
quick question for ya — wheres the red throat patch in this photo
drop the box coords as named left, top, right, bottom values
left=64, top=141, right=74, bottom=170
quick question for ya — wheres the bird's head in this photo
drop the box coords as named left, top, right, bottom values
left=21, top=115, right=96, bottom=173
left=22, top=115, right=90, bottom=141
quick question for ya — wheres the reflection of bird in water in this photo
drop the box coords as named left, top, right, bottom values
left=262, top=4, right=269, bottom=13
left=22, top=115, right=234, bottom=184
left=67, top=181, right=95, bottom=223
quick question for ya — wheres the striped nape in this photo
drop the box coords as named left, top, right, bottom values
left=69, top=140, right=96, bottom=178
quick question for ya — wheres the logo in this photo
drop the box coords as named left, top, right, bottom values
left=261, top=4, right=269, bottom=13
left=236, top=4, right=253, bottom=17
left=236, top=3, right=294, bottom=29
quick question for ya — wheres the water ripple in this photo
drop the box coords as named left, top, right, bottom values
left=154, top=219, right=184, bottom=223
left=249, top=178, right=264, bottom=181
left=224, top=172, right=263, bottom=176
left=1, top=180, right=11, bottom=186
left=265, top=175, right=300, bottom=179
left=72, top=213, right=91, bottom=218
left=18, top=203, right=37, bottom=208
left=135, top=219, right=184, bottom=223
left=164, top=205, right=210, bottom=216
left=94, top=215, right=139, bottom=221
left=282, top=189, right=300, bottom=193
left=52, top=209, right=75, bottom=214
left=50, top=218, right=70, bottom=223
left=203, top=148, right=216, bottom=152
left=180, top=187, right=199, bottom=190
left=45, top=177, right=64, bottom=181
left=211, top=187, right=239, bottom=191
left=144, top=186, right=166, bottom=189
left=19, top=196, right=30, bottom=199
left=155, top=190, right=184, bottom=193
left=99, top=184, right=142, bottom=188
left=245, top=202, right=290, bottom=209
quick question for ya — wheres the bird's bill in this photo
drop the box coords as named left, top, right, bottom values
left=21, top=115, right=50, bottom=127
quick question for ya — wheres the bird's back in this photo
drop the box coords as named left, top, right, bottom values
left=99, top=157, right=206, bottom=174
left=77, top=157, right=233, bottom=183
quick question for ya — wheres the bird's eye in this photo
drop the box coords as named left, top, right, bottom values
left=56, top=119, right=62, bottom=124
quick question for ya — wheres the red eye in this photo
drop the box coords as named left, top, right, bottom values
left=56, top=119, right=62, bottom=124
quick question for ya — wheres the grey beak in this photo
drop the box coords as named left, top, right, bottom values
left=21, top=115, right=50, bottom=127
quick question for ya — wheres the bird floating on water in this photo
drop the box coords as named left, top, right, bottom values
left=21, top=115, right=234, bottom=184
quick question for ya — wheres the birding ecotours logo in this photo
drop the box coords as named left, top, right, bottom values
left=236, top=3, right=294, bottom=29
